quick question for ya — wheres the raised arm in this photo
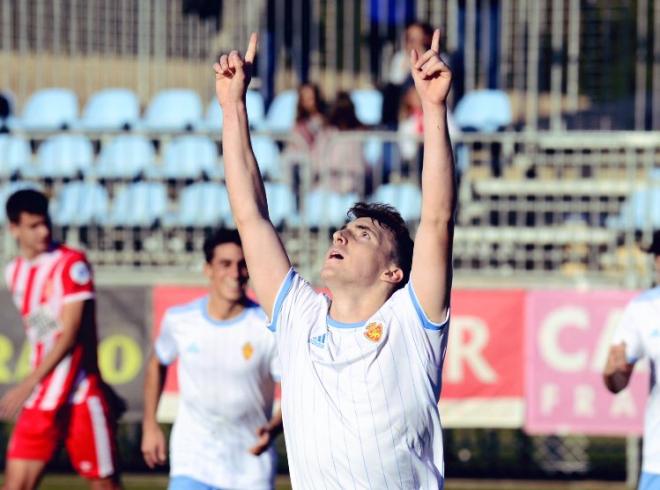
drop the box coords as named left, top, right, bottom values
left=408, top=29, right=456, bottom=323
left=214, top=34, right=291, bottom=316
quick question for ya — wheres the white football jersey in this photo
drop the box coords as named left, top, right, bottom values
left=155, top=296, right=280, bottom=490
left=270, top=269, right=450, bottom=489
left=611, top=287, right=660, bottom=474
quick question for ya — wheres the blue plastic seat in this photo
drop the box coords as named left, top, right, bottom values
left=79, top=89, right=140, bottom=131
left=371, top=183, right=422, bottom=222
left=174, top=182, right=231, bottom=227
left=20, top=88, right=78, bottom=132
left=142, top=89, right=203, bottom=132
left=0, top=181, right=42, bottom=224
left=454, top=90, right=512, bottom=132
left=265, top=182, right=299, bottom=227
left=51, top=181, right=109, bottom=226
left=263, top=90, right=298, bottom=133
left=107, top=182, right=168, bottom=227
left=95, top=135, right=155, bottom=180
left=0, top=135, right=32, bottom=178
left=37, top=134, right=94, bottom=178
left=160, top=135, right=219, bottom=180
left=608, top=188, right=660, bottom=230
left=350, top=89, right=383, bottom=126
left=304, top=189, right=358, bottom=228
left=252, top=135, right=282, bottom=180
left=205, top=90, right=268, bottom=132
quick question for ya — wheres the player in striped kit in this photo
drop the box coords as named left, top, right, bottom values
left=215, top=28, right=454, bottom=489
left=141, top=229, right=282, bottom=490
left=1, top=189, right=121, bottom=490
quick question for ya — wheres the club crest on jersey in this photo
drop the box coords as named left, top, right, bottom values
left=242, top=342, right=254, bottom=360
left=70, top=261, right=91, bottom=285
left=364, top=322, right=383, bottom=342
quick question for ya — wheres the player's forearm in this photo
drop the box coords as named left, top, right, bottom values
left=222, top=101, right=270, bottom=227
left=420, top=103, right=456, bottom=226
left=266, top=407, right=283, bottom=436
left=143, top=355, right=166, bottom=427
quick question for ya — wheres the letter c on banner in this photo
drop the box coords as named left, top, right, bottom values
left=539, top=306, right=588, bottom=372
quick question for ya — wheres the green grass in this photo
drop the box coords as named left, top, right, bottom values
left=0, top=474, right=630, bottom=490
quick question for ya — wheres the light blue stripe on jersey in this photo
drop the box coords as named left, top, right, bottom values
left=199, top=296, right=253, bottom=327
left=407, top=282, right=449, bottom=331
left=268, top=268, right=296, bottom=332
left=639, top=472, right=660, bottom=490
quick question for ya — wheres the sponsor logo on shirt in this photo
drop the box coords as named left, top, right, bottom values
left=309, top=333, right=327, bottom=348
left=70, top=261, right=91, bottom=285
left=364, top=322, right=383, bottom=342
left=242, top=342, right=254, bottom=360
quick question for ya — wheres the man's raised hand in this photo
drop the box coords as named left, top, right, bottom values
left=214, top=33, right=258, bottom=107
left=410, top=29, right=452, bottom=107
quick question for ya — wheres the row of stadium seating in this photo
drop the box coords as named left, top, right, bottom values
left=0, top=180, right=426, bottom=229
left=3, top=86, right=514, bottom=135
left=3, top=87, right=384, bottom=134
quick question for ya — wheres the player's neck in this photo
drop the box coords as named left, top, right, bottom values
left=328, top=284, right=391, bottom=324
left=206, top=293, right=246, bottom=321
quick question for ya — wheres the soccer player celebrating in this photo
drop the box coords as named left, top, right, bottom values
left=214, top=27, right=454, bottom=488
left=141, top=229, right=282, bottom=490
left=604, top=231, right=660, bottom=490
left=1, top=189, right=121, bottom=490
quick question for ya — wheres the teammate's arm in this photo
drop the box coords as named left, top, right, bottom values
left=603, top=343, right=635, bottom=393
left=0, top=299, right=91, bottom=419
left=141, top=353, right=169, bottom=468
left=249, top=384, right=283, bottom=456
left=214, top=34, right=291, bottom=317
left=408, top=29, right=456, bottom=323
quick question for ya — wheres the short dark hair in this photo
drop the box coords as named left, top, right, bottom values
left=643, top=230, right=660, bottom=257
left=203, top=229, right=242, bottom=263
left=6, top=189, right=49, bottom=224
left=347, top=202, right=414, bottom=289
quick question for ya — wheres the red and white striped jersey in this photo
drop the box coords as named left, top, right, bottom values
left=5, top=244, right=101, bottom=410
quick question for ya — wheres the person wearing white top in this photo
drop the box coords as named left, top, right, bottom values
left=214, top=27, right=454, bottom=489
left=604, top=232, right=660, bottom=490
left=141, top=229, right=282, bottom=490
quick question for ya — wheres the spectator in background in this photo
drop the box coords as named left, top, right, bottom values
left=312, top=91, right=368, bottom=194
left=604, top=231, right=660, bottom=490
left=288, top=83, right=326, bottom=152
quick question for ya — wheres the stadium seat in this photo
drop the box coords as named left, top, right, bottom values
left=266, top=182, right=299, bottom=228
left=263, top=90, right=297, bottom=133
left=454, top=90, right=512, bottom=132
left=304, top=189, right=357, bottom=228
left=107, top=182, right=168, bottom=227
left=607, top=188, right=660, bottom=230
left=350, top=89, right=383, bottom=126
left=37, top=134, right=94, bottom=178
left=20, top=88, right=78, bottom=132
left=0, top=135, right=32, bottom=178
left=141, top=89, right=203, bottom=132
left=173, top=182, right=231, bottom=227
left=78, top=88, right=140, bottom=131
left=251, top=135, right=282, bottom=180
left=204, top=90, right=266, bottom=132
left=159, top=135, right=220, bottom=180
left=95, top=135, right=155, bottom=179
left=51, top=181, right=109, bottom=226
left=0, top=181, right=42, bottom=224
left=371, top=182, right=422, bottom=222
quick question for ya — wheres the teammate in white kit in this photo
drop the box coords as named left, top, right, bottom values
left=141, top=229, right=282, bottom=490
left=604, top=232, right=660, bottom=490
left=214, top=28, right=454, bottom=489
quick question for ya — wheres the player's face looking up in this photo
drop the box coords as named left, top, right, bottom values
left=204, top=242, right=249, bottom=303
left=321, top=217, right=403, bottom=290
left=9, top=212, right=51, bottom=259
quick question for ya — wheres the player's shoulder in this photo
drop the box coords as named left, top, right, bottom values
left=630, top=287, right=660, bottom=307
left=165, top=296, right=205, bottom=320
left=58, top=244, right=88, bottom=261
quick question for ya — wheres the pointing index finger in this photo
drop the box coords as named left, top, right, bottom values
left=245, top=32, right=258, bottom=63
left=431, top=28, right=441, bottom=53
